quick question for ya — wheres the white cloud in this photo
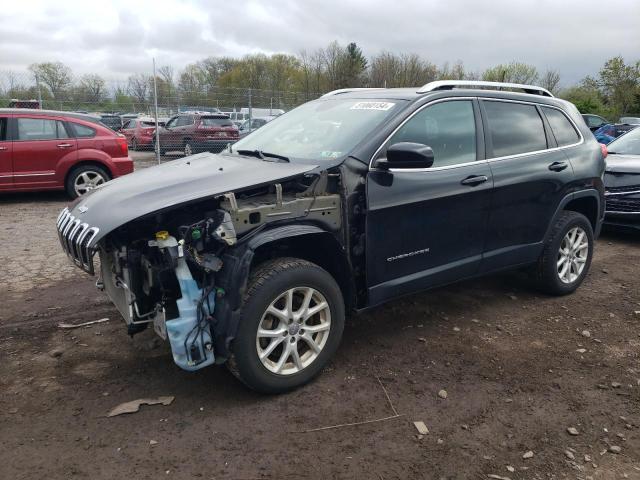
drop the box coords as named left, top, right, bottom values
left=1, top=0, right=639, bottom=85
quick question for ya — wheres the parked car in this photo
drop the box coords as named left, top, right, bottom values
left=155, top=113, right=238, bottom=156
left=0, top=108, right=133, bottom=198
left=99, top=114, right=123, bottom=131
left=228, top=111, right=249, bottom=127
left=8, top=99, right=40, bottom=109
left=619, top=117, right=640, bottom=126
left=57, top=80, right=604, bottom=393
left=602, top=127, right=640, bottom=230
left=238, top=116, right=277, bottom=138
left=121, top=117, right=164, bottom=150
left=582, top=114, right=608, bottom=132
left=593, top=122, right=637, bottom=144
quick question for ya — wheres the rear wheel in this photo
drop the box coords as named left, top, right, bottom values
left=230, top=258, right=345, bottom=393
left=65, top=165, right=110, bottom=199
left=532, top=211, right=594, bottom=295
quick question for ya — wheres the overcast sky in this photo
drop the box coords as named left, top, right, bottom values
left=1, top=0, right=639, bottom=86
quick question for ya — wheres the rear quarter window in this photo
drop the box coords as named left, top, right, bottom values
left=483, top=101, right=547, bottom=158
left=543, top=107, right=580, bottom=147
left=71, top=123, right=97, bottom=138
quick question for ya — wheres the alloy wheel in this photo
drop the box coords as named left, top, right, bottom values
left=74, top=170, right=106, bottom=196
left=256, top=287, right=331, bottom=375
left=184, top=143, right=193, bottom=156
left=557, top=226, right=589, bottom=284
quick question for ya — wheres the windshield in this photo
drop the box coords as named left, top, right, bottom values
left=201, top=117, right=233, bottom=127
left=231, top=98, right=403, bottom=161
left=607, top=127, right=640, bottom=155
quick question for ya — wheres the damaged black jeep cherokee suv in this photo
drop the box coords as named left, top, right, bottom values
left=57, top=80, right=605, bottom=393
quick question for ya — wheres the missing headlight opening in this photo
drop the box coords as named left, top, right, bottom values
left=95, top=175, right=342, bottom=371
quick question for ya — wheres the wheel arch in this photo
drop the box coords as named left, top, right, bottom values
left=212, top=225, right=353, bottom=363
left=63, top=160, right=114, bottom=186
left=250, top=230, right=354, bottom=311
left=545, top=189, right=602, bottom=242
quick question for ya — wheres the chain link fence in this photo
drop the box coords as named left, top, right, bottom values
left=0, top=69, right=323, bottom=157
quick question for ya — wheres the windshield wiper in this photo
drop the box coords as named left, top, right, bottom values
left=236, top=149, right=290, bottom=163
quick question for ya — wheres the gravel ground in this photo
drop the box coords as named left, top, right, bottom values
left=1, top=153, right=639, bottom=479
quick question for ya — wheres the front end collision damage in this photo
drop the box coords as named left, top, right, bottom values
left=76, top=168, right=350, bottom=371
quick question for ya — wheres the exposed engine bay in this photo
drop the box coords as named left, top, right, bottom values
left=96, top=173, right=342, bottom=371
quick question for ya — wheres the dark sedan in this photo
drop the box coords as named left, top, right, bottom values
left=603, top=127, right=640, bottom=229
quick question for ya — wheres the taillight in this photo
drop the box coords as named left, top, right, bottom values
left=116, top=136, right=128, bottom=157
left=599, top=143, right=608, bottom=159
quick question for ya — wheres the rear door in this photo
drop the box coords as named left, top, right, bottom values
left=121, top=120, right=136, bottom=144
left=0, top=116, right=12, bottom=187
left=366, top=98, right=492, bottom=305
left=479, top=99, right=575, bottom=272
left=160, top=116, right=180, bottom=149
left=12, top=115, right=77, bottom=188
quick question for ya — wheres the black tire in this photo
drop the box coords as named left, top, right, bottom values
left=153, top=138, right=165, bottom=156
left=230, top=258, right=345, bottom=394
left=184, top=141, right=194, bottom=157
left=532, top=211, right=594, bottom=295
left=130, top=137, right=137, bottom=151
left=65, top=164, right=110, bottom=199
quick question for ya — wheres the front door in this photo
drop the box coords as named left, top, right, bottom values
left=12, top=116, right=77, bottom=188
left=0, top=116, right=12, bottom=187
left=366, top=99, right=492, bottom=306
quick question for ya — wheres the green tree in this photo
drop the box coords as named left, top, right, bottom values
left=28, top=61, right=72, bottom=100
left=598, top=56, right=640, bottom=115
left=482, top=62, right=539, bottom=84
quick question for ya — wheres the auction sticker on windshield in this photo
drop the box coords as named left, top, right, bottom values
left=350, top=102, right=395, bottom=111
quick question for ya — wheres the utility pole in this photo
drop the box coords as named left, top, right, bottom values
left=248, top=88, right=252, bottom=127
left=35, top=74, right=43, bottom=108
left=152, top=58, right=161, bottom=165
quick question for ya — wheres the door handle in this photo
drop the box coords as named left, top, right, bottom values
left=460, top=175, right=488, bottom=186
left=548, top=161, right=568, bottom=172
left=57, top=143, right=72, bottom=148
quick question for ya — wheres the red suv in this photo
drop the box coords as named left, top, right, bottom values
left=155, top=113, right=239, bottom=156
left=120, top=117, right=162, bottom=150
left=0, top=109, right=133, bottom=198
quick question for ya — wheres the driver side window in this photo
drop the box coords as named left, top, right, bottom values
left=165, top=117, right=178, bottom=128
left=382, top=100, right=477, bottom=167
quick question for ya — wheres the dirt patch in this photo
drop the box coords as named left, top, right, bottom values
left=1, top=229, right=639, bottom=479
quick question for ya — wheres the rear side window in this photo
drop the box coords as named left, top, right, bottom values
left=200, top=117, right=233, bottom=127
left=543, top=107, right=580, bottom=147
left=483, top=101, right=547, bottom=158
left=0, top=118, right=7, bottom=141
left=385, top=100, right=477, bottom=167
left=17, top=118, right=68, bottom=140
left=72, top=123, right=97, bottom=138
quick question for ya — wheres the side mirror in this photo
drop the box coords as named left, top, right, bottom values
left=376, top=142, right=435, bottom=169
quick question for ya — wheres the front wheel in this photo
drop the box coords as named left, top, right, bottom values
left=130, top=137, right=138, bottom=151
left=532, top=211, right=594, bottom=295
left=230, top=258, right=345, bottom=393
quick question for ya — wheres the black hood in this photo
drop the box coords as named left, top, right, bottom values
left=67, top=152, right=317, bottom=245
left=605, top=154, right=640, bottom=174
